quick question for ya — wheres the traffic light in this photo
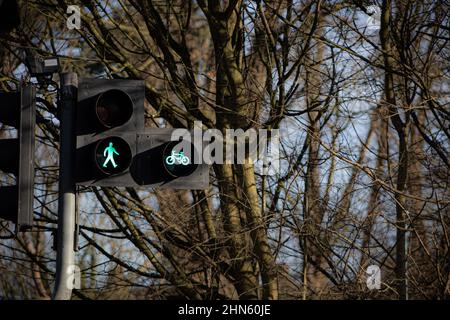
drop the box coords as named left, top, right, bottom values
left=0, top=85, right=36, bottom=230
left=75, top=78, right=208, bottom=189
left=0, top=0, right=20, bottom=34
left=130, top=128, right=209, bottom=189
left=75, top=79, right=144, bottom=186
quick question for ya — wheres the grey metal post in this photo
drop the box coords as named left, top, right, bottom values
left=53, top=73, right=77, bottom=300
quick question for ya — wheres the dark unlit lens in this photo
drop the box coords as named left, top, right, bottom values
left=95, top=89, right=133, bottom=128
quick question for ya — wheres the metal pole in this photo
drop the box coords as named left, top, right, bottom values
left=53, top=73, right=77, bottom=300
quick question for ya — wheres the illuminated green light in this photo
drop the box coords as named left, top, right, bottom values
left=165, top=150, right=190, bottom=166
left=95, top=137, right=131, bottom=176
left=102, top=142, right=120, bottom=168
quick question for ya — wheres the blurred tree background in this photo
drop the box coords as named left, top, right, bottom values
left=0, top=0, right=448, bottom=299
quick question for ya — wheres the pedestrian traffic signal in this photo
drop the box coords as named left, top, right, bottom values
left=75, top=79, right=144, bottom=186
left=95, top=137, right=132, bottom=175
left=75, top=78, right=209, bottom=189
left=0, top=85, right=36, bottom=230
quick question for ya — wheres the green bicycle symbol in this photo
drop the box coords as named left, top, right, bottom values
left=165, top=150, right=190, bottom=166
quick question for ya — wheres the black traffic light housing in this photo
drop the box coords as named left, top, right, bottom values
left=0, top=86, right=36, bottom=230
left=75, top=78, right=209, bottom=189
left=75, top=79, right=144, bottom=186
left=130, top=128, right=208, bottom=189
left=0, top=0, right=20, bottom=34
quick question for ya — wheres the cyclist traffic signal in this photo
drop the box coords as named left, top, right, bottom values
left=130, top=129, right=209, bottom=189
left=75, top=78, right=208, bottom=189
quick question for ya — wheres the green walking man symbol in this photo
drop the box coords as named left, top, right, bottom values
left=103, top=142, right=119, bottom=168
